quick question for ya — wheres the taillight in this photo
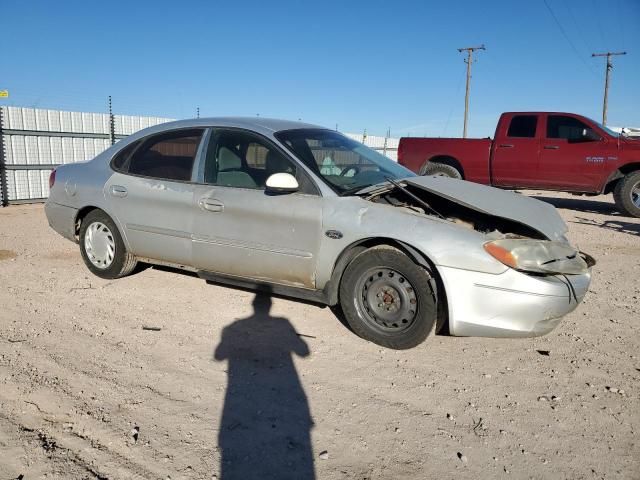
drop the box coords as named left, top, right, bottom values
left=49, top=169, right=56, bottom=189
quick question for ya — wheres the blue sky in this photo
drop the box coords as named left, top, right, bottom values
left=1, top=0, right=638, bottom=137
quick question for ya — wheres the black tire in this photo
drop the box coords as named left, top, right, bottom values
left=339, top=246, right=437, bottom=349
left=79, top=209, right=137, bottom=279
left=421, top=162, right=462, bottom=179
left=613, top=171, right=640, bottom=218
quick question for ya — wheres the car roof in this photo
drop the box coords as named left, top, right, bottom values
left=139, top=117, right=325, bottom=137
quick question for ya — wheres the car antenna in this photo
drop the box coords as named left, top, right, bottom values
left=384, top=177, right=446, bottom=220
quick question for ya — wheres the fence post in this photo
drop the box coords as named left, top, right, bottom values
left=108, top=96, right=115, bottom=146
left=382, top=127, right=389, bottom=157
left=0, top=107, right=8, bottom=207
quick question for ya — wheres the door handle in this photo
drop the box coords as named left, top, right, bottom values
left=109, top=185, right=128, bottom=198
left=498, top=144, right=514, bottom=148
left=544, top=145, right=560, bottom=150
left=199, top=198, right=224, bottom=212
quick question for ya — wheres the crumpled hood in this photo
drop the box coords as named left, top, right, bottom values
left=402, top=176, right=568, bottom=241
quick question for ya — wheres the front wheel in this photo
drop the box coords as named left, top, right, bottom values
left=79, top=209, right=137, bottom=279
left=339, top=246, right=437, bottom=349
left=613, top=171, right=640, bottom=218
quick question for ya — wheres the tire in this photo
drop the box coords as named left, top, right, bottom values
left=79, top=209, right=137, bottom=279
left=421, top=162, right=462, bottom=179
left=613, top=171, right=640, bottom=218
left=339, top=246, right=437, bottom=349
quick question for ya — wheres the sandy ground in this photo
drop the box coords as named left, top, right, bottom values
left=0, top=192, right=638, bottom=480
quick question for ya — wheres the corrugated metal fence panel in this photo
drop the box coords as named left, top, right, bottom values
left=114, top=114, right=174, bottom=135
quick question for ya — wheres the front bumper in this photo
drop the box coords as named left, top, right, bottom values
left=44, top=201, right=78, bottom=243
left=438, top=265, right=591, bottom=337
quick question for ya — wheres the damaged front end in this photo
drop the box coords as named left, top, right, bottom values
left=363, top=176, right=595, bottom=276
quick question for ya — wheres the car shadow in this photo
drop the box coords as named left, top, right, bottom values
left=213, top=291, right=315, bottom=480
left=570, top=216, right=640, bottom=237
left=531, top=194, right=620, bottom=215
left=529, top=195, right=640, bottom=237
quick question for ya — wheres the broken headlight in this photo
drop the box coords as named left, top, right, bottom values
left=483, top=239, right=595, bottom=275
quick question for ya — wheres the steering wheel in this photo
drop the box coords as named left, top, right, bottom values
left=339, top=165, right=360, bottom=177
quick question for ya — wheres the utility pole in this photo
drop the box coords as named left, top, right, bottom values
left=592, top=51, right=627, bottom=126
left=457, top=45, right=485, bottom=138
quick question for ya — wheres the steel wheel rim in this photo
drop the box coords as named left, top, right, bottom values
left=631, top=182, right=640, bottom=208
left=355, top=267, right=418, bottom=333
left=84, top=222, right=115, bottom=269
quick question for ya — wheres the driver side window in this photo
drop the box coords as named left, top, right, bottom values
left=203, top=130, right=296, bottom=189
left=547, top=116, right=600, bottom=143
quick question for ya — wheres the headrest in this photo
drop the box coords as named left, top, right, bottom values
left=218, top=147, right=242, bottom=171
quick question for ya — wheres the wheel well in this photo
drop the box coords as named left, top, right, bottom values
left=74, top=206, right=100, bottom=239
left=603, top=163, right=640, bottom=194
left=324, top=237, right=449, bottom=334
left=423, top=156, right=465, bottom=178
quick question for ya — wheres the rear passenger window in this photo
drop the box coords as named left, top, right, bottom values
left=507, top=116, right=537, bottom=138
left=127, top=129, right=204, bottom=181
left=111, top=140, right=141, bottom=172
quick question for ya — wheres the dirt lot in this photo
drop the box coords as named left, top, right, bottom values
left=0, top=192, right=638, bottom=480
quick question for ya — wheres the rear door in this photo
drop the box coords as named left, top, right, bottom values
left=491, top=114, right=541, bottom=187
left=105, top=128, right=205, bottom=265
left=537, top=114, right=609, bottom=191
left=191, top=129, right=323, bottom=289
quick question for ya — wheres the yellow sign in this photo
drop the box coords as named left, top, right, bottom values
left=0, top=90, right=8, bottom=98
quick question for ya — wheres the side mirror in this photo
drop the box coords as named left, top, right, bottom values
left=265, top=172, right=299, bottom=194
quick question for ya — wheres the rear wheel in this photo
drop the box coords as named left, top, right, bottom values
left=339, top=246, right=437, bottom=349
left=422, top=162, right=462, bottom=179
left=613, top=171, right=640, bottom=218
left=79, top=209, right=137, bottom=279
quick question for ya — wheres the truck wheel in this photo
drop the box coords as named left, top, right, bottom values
left=422, top=162, right=462, bottom=179
left=339, top=246, right=437, bottom=349
left=613, top=171, right=640, bottom=218
left=79, top=209, right=138, bottom=279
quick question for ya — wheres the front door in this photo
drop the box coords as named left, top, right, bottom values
left=192, top=129, right=322, bottom=289
left=106, top=128, right=205, bottom=265
left=537, top=114, right=609, bottom=191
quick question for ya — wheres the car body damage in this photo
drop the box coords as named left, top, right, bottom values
left=364, top=175, right=567, bottom=241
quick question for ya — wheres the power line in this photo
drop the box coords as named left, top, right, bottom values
left=543, top=0, right=597, bottom=76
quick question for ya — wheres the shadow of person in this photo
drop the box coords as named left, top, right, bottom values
left=214, top=292, right=315, bottom=480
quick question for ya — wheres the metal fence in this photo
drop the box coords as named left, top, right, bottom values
left=0, top=106, right=398, bottom=206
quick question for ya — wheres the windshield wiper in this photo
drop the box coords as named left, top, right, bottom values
left=339, top=185, right=369, bottom=196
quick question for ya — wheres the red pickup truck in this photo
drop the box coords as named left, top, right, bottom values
left=398, top=112, right=640, bottom=217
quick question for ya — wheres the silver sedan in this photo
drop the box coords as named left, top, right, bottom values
left=45, top=118, right=594, bottom=349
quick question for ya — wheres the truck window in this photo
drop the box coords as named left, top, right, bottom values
left=547, top=116, right=599, bottom=142
left=507, top=115, right=537, bottom=138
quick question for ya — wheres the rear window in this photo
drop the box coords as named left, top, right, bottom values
left=507, top=115, right=538, bottom=138
left=127, top=129, right=204, bottom=181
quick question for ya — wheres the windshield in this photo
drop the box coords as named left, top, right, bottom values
left=275, top=129, right=415, bottom=194
left=588, top=118, right=620, bottom=137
